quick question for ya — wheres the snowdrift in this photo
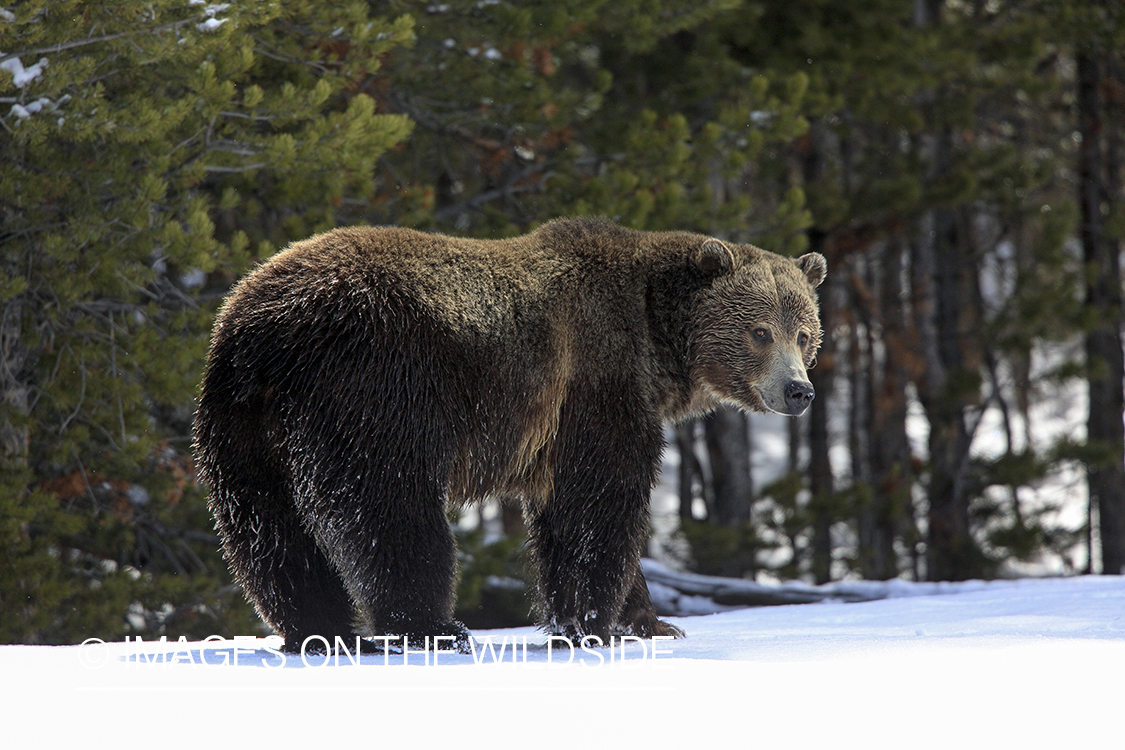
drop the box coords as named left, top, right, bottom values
left=5, top=575, right=1123, bottom=747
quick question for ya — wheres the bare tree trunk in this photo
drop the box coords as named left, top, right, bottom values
left=801, top=118, right=837, bottom=585
left=702, top=406, right=753, bottom=528
left=1078, top=50, right=1125, bottom=575
left=916, top=200, right=983, bottom=581
left=674, top=420, right=703, bottom=522
left=908, top=0, right=986, bottom=581
left=787, top=414, right=802, bottom=474
left=500, top=497, right=526, bottom=537
left=1, top=300, right=30, bottom=463
left=807, top=229, right=835, bottom=584
left=861, top=238, right=915, bottom=579
left=848, top=259, right=870, bottom=491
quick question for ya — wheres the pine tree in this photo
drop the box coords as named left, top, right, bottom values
left=699, top=0, right=1097, bottom=582
left=1068, top=0, right=1125, bottom=574
left=0, top=0, right=413, bottom=643
left=366, top=0, right=810, bottom=239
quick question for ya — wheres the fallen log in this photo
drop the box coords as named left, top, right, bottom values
left=641, top=558, right=888, bottom=617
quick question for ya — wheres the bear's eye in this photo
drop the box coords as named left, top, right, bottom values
left=797, top=332, right=810, bottom=347
left=752, top=328, right=772, bottom=343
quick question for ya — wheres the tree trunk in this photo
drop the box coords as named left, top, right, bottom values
left=807, top=230, right=835, bottom=584
left=1, top=300, right=30, bottom=463
left=915, top=198, right=983, bottom=581
left=674, top=420, right=703, bottom=522
left=1077, top=51, right=1125, bottom=575
left=802, top=117, right=837, bottom=585
left=702, top=406, right=753, bottom=527
left=909, top=0, right=986, bottom=580
left=861, top=238, right=915, bottom=580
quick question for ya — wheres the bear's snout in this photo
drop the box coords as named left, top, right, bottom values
left=783, top=379, right=815, bottom=415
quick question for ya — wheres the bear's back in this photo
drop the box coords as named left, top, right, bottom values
left=250, top=220, right=658, bottom=344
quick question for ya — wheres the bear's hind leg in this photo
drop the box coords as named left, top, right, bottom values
left=209, top=471, right=362, bottom=654
left=299, top=470, right=470, bottom=651
left=251, top=532, right=365, bottom=655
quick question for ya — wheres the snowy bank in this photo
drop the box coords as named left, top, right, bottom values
left=4, top=575, right=1123, bottom=747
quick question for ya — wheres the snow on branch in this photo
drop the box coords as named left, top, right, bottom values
left=0, top=55, right=47, bottom=87
left=642, top=559, right=1011, bottom=617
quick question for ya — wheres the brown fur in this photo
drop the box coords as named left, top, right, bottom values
left=193, top=217, right=826, bottom=650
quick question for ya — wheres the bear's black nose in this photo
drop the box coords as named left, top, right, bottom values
left=784, top=380, right=815, bottom=414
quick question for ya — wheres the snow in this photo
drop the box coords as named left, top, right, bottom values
left=195, top=2, right=229, bottom=32
left=8, top=99, right=44, bottom=118
left=199, top=2, right=230, bottom=17
left=0, top=55, right=44, bottom=87
left=5, top=575, right=1123, bottom=746
left=0, top=54, right=47, bottom=87
left=197, top=17, right=227, bottom=32
left=640, top=557, right=1039, bottom=614
left=2, top=54, right=73, bottom=121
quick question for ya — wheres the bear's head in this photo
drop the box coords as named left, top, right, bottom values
left=690, top=239, right=827, bottom=416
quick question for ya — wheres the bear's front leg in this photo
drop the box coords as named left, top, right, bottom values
left=525, top=395, right=666, bottom=643
left=619, top=564, right=684, bottom=638
left=528, top=504, right=639, bottom=642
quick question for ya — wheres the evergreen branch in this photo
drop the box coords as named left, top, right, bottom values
left=0, top=19, right=195, bottom=64
left=202, top=163, right=269, bottom=174
left=217, top=111, right=279, bottom=122
left=205, top=140, right=262, bottom=157
left=249, top=34, right=335, bottom=75
left=148, top=521, right=222, bottom=547
left=57, top=365, right=86, bottom=435
left=432, top=164, right=549, bottom=221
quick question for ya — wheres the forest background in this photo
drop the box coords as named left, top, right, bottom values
left=2, top=0, right=1123, bottom=643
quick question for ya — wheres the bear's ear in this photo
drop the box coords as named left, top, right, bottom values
left=796, top=252, right=827, bottom=288
left=693, top=239, right=734, bottom=277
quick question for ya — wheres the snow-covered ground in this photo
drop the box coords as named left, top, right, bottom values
left=6, top=575, right=1123, bottom=747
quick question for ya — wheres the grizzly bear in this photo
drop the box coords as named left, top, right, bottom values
left=194, top=217, right=826, bottom=652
